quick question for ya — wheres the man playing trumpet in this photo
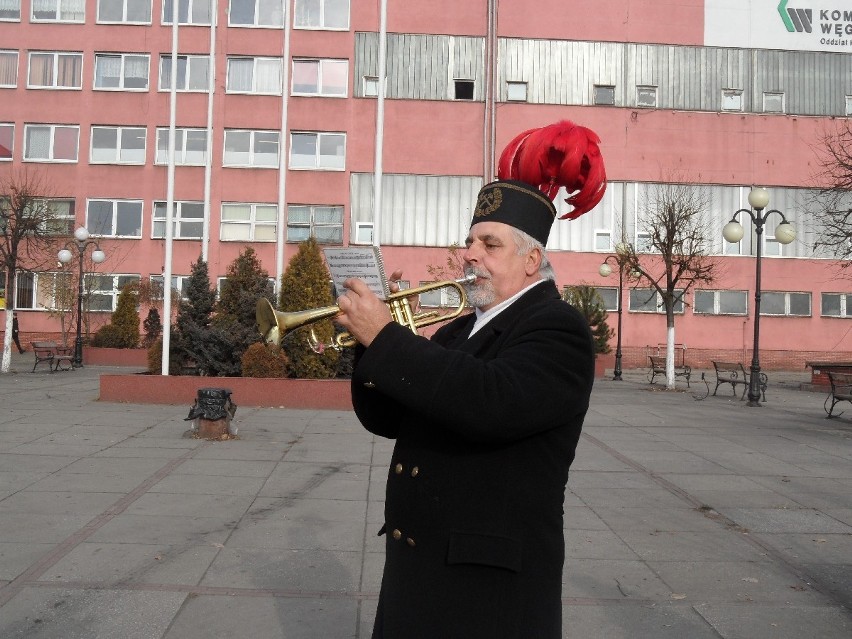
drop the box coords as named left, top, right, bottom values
left=336, top=121, right=606, bottom=638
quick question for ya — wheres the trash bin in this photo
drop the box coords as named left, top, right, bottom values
left=186, top=387, right=238, bottom=438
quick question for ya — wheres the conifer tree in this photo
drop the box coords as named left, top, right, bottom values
left=562, top=284, right=613, bottom=355
left=279, top=237, right=339, bottom=378
left=172, top=256, right=217, bottom=374
left=91, top=283, right=140, bottom=348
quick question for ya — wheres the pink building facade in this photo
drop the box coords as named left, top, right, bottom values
left=1, top=0, right=850, bottom=368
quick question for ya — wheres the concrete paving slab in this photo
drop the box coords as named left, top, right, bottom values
left=694, top=603, right=852, bottom=639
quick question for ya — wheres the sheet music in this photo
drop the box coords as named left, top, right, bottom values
left=323, top=246, right=389, bottom=299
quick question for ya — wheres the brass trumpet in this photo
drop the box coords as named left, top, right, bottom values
left=256, top=274, right=475, bottom=352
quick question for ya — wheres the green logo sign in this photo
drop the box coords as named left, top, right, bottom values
left=778, top=0, right=813, bottom=33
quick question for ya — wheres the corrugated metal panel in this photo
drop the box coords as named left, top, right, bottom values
left=350, top=173, right=481, bottom=246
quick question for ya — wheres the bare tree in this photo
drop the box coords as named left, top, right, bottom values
left=810, top=122, right=852, bottom=267
left=618, top=182, right=718, bottom=390
left=0, top=168, right=66, bottom=372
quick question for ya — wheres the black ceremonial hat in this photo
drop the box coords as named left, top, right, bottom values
left=470, top=179, right=557, bottom=245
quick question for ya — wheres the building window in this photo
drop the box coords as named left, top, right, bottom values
left=846, top=96, right=852, bottom=117
left=363, top=75, right=379, bottom=97
left=23, top=124, right=79, bottom=162
left=694, top=289, right=747, bottom=315
left=763, top=92, right=784, bottom=113
left=15, top=271, right=72, bottom=310
left=354, top=221, right=373, bottom=244
left=722, top=89, right=743, bottom=112
left=592, top=286, right=618, bottom=312
left=635, top=231, right=653, bottom=252
left=822, top=293, right=852, bottom=318
left=629, top=288, right=685, bottom=314
left=636, top=85, right=657, bottom=108
left=1, top=0, right=20, bottom=20
left=286, top=204, right=343, bottom=243
left=90, top=126, right=146, bottom=164
left=162, top=0, right=211, bottom=24
left=0, top=51, right=17, bottom=87
left=97, top=0, right=151, bottom=23
left=454, top=79, right=474, bottom=100
left=594, top=84, right=615, bottom=105
left=506, top=81, right=527, bottom=102
left=594, top=230, right=611, bottom=251
left=292, top=58, right=347, bottom=96
left=228, top=0, right=284, bottom=27
left=153, top=201, right=204, bottom=239
left=294, top=0, right=349, bottom=29
left=760, top=291, right=810, bottom=316
left=32, top=0, right=85, bottom=22
left=226, top=56, right=282, bottom=94
left=221, top=203, right=278, bottom=241
left=155, top=127, right=207, bottom=165
left=419, top=280, right=462, bottom=308
left=223, top=129, right=279, bottom=167
left=724, top=234, right=741, bottom=255
left=86, top=199, right=143, bottom=237
left=94, top=53, right=150, bottom=90
left=27, top=52, right=82, bottom=89
left=0, top=124, right=12, bottom=160
left=39, top=198, right=76, bottom=235
left=289, top=131, right=345, bottom=170
left=150, top=274, right=190, bottom=300
left=159, top=55, right=210, bottom=91
left=87, top=274, right=140, bottom=311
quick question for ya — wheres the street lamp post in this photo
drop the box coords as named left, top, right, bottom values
left=598, top=246, right=630, bottom=381
left=722, top=187, right=795, bottom=407
left=58, top=227, right=106, bottom=368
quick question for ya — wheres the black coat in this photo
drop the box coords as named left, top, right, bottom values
left=352, top=280, right=595, bottom=639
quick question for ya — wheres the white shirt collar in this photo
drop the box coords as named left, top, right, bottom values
left=468, top=279, right=544, bottom=338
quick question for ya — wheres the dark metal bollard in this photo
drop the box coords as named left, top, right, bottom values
left=185, top=388, right=238, bottom=438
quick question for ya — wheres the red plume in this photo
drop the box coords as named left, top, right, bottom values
left=497, top=120, right=606, bottom=219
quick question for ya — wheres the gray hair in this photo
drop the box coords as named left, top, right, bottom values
left=510, top=227, right=555, bottom=281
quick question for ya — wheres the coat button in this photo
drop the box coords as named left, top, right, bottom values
left=394, top=463, right=403, bottom=474
left=406, top=537, right=416, bottom=547
left=363, top=381, right=375, bottom=388
left=392, top=529, right=402, bottom=540
left=410, top=466, right=419, bottom=477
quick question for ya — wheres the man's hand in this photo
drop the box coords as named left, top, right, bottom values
left=336, top=277, right=394, bottom=347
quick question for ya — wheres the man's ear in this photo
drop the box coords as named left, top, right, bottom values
left=525, top=248, right=542, bottom=276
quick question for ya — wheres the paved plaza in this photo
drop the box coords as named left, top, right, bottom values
left=0, top=352, right=849, bottom=638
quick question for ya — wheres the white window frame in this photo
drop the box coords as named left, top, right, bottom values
left=759, top=291, right=811, bottom=317
left=87, top=274, right=141, bottom=312
left=37, top=198, right=76, bottom=235
left=693, top=289, right=748, bottom=316
left=223, top=129, right=280, bottom=168
left=228, top=0, right=284, bottom=27
left=293, top=0, right=350, bottom=30
left=291, top=58, right=348, bottom=97
left=162, top=0, right=212, bottom=24
left=506, top=81, right=527, bottom=102
left=90, top=125, right=147, bottom=164
left=0, top=50, right=17, bottom=87
left=821, top=293, right=852, bottom=318
left=152, top=201, right=204, bottom=239
left=221, top=202, right=278, bottom=242
left=635, top=231, right=653, bottom=253
left=155, top=127, right=208, bottom=165
left=362, top=75, right=379, bottom=97
left=159, top=54, right=210, bottom=92
left=594, top=84, right=615, bottom=106
left=23, top=124, right=79, bottom=162
left=289, top=131, right=345, bottom=170
left=420, top=280, right=462, bottom=308
left=846, top=95, right=852, bottom=117
left=0, top=123, right=13, bottom=161
left=94, top=53, right=150, bottom=91
left=722, top=88, right=743, bottom=112
left=0, top=0, right=20, bottom=20
left=763, top=91, right=785, bottom=114
left=453, top=78, right=474, bottom=100
left=354, top=221, right=373, bottom=244
left=286, top=204, right=343, bottom=244
left=629, top=288, right=685, bottom=314
left=225, top=56, right=282, bottom=94
left=592, top=286, right=619, bottom=312
left=150, top=274, right=191, bottom=300
left=14, top=271, right=73, bottom=311
left=32, top=0, right=85, bottom=22
left=636, top=85, right=657, bottom=108
left=96, top=0, right=152, bottom=24
left=86, top=198, right=143, bottom=237
left=594, top=230, right=612, bottom=252
left=27, top=51, right=83, bottom=89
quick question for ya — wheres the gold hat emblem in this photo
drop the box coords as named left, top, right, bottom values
left=475, top=187, right=502, bottom=217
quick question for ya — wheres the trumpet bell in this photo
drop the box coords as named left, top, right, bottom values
left=255, top=298, right=341, bottom=346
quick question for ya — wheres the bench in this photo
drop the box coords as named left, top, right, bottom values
left=825, top=371, right=852, bottom=418
left=711, top=361, right=768, bottom=402
left=649, top=355, right=691, bottom=387
left=30, top=341, right=74, bottom=373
